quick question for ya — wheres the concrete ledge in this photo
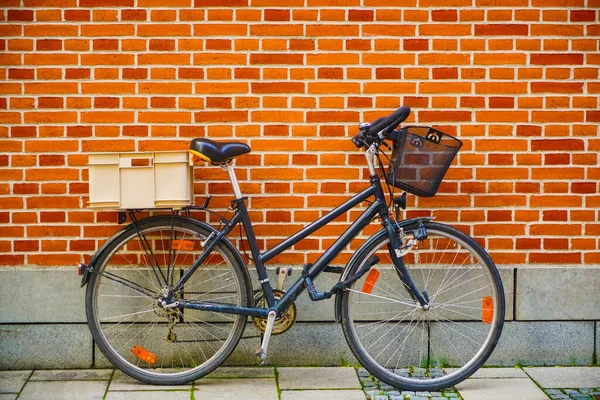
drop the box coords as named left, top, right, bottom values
left=0, top=265, right=515, bottom=323
left=2, top=321, right=596, bottom=369
left=486, top=321, right=595, bottom=366
left=0, top=268, right=85, bottom=323
left=516, top=266, right=600, bottom=320
left=0, top=324, right=92, bottom=370
left=1, top=266, right=598, bottom=369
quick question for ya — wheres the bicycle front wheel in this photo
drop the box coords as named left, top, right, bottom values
left=341, top=222, right=504, bottom=390
left=86, top=216, right=251, bottom=385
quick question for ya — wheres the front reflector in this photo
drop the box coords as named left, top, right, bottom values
left=361, top=268, right=380, bottom=294
left=132, top=345, right=156, bottom=365
left=482, top=296, right=493, bottom=324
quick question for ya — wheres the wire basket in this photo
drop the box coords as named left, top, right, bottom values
left=386, top=126, right=462, bottom=198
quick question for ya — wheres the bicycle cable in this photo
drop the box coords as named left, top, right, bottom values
left=238, top=220, right=254, bottom=263
left=375, top=145, right=396, bottom=214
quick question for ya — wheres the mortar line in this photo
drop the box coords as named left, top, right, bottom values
left=102, top=369, right=115, bottom=400
left=593, top=322, right=597, bottom=365
left=14, top=369, right=35, bottom=399
left=513, top=266, right=518, bottom=322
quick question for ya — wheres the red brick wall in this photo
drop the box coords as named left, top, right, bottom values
left=0, top=0, right=599, bottom=267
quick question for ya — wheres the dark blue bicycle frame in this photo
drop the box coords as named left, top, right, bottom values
left=174, top=174, right=399, bottom=319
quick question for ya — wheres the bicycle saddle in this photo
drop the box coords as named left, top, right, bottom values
left=189, top=138, right=251, bottom=164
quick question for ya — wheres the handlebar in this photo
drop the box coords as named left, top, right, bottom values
left=352, top=106, right=411, bottom=149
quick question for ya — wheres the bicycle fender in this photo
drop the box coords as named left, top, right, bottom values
left=333, top=217, right=433, bottom=323
left=80, top=215, right=253, bottom=304
left=80, top=222, right=133, bottom=287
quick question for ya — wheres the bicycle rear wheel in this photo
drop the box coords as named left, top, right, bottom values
left=340, top=222, right=504, bottom=390
left=86, top=216, right=251, bottom=385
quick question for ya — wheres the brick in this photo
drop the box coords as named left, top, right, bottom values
left=530, top=53, right=584, bottom=65
left=7, top=9, right=34, bottom=21
left=307, top=24, right=359, bottom=36
left=531, top=24, right=583, bottom=36
left=419, top=24, right=471, bottom=36
left=475, top=24, right=529, bottom=36
left=474, top=53, right=527, bottom=65
left=250, top=53, right=303, bottom=65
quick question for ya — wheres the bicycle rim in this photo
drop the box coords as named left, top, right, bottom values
left=87, top=218, right=247, bottom=383
left=342, top=223, right=504, bottom=390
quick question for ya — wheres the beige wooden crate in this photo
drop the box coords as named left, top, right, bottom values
left=88, top=151, right=194, bottom=209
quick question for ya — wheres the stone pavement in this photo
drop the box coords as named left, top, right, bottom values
left=0, top=366, right=598, bottom=400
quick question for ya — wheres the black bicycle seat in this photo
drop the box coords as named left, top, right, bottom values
left=189, top=138, right=251, bottom=164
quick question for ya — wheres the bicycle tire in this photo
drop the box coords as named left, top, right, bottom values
left=86, top=215, right=252, bottom=385
left=340, top=221, right=504, bottom=390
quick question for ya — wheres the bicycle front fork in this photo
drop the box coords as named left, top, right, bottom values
left=385, top=219, right=430, bottom=309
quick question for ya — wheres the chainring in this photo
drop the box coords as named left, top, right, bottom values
left=252, top=289, right=296, bottom=335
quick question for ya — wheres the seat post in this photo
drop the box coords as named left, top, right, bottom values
left=222, top=163, right=243, bottom=199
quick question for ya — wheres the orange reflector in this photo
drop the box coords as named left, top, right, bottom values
left=482, top=296, right=493, bottom=324
left=361, top=268, right=380, bottom=294
left=131, top=345, right=156, bottom=365
left=172, top=239, right=194, bottom=251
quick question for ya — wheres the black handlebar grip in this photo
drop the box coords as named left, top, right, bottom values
left=367, top=106, right=411, bottom=137
left=383, top=105, right=411, bottom=135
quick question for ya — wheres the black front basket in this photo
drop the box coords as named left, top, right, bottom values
left=386, top=126, right=462, bottom=198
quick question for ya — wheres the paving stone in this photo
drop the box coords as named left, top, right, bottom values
left=278, top=367, right=361, bottom=390
left=0, top=370, right=31, bottom=393
left=358, top=368, right=371, bottom=377
left=401, top=391, right=415, bottom=396
left=416, top=391, right=430, bottom=396
left=525, top=367, right=600, bottom=389
left=446, top=367, right=528, bottom=379
left=0, top=395, right=18, bottom=400
left=281, top=390, right=367, bottom=400
left=30, top=369, right=113, bottom=381
left=411, top=397, right=428, bottom=400
left=108, top=370, right=190, bottom=391
left=366, top=389, right=380, bottom=398
left=106, top=391, right=190, bottom=400
left=205, top=366, right=274, bottom=378
left=195, top=378, right=278, bottom=400
left=373, top=395, right=389, bottom=400
left=456, top=378, right=548, bottom=400
left=18, top=380, right=108, bottom=400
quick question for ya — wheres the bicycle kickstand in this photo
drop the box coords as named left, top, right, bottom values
left=256, top=310, right=277, bottom=366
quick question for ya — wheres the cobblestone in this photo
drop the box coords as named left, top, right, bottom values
left=543, top=388, right=600, bottom=400
left=357, top=367, right=462, bottom=400
left=358, top=368, right=371, bottom=378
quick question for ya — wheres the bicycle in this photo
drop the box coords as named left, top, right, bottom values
left=79, top=105, right=504, bottom=391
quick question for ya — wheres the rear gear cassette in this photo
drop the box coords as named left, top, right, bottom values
left=252, top=290, right=296, bottom=335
